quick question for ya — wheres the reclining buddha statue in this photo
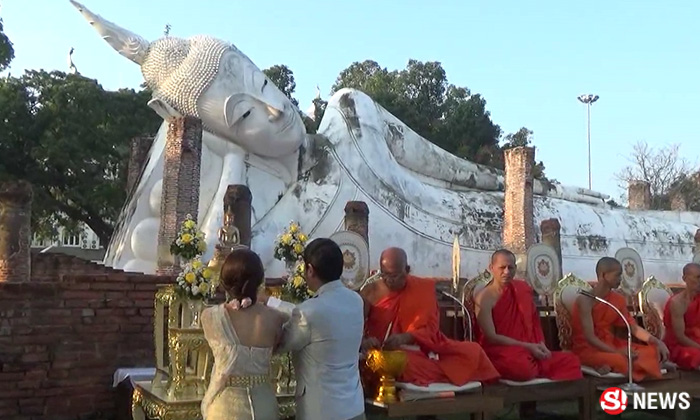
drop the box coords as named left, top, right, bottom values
left=71, top=1, right=699, bottom=281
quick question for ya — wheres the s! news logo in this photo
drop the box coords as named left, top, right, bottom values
left=600, top=387, right=691, bottom=415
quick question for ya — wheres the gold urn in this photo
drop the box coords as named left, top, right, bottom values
left=365, top=350, right=407, bottom=404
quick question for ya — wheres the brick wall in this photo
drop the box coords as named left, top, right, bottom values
left=0, top=253, right=171, bottom=420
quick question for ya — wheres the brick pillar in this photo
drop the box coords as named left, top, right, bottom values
left=671, top=192, right=688, bottom=211
left=344, top=201, right=370, bottom=245
left=157, top=117, right=202, bottom=274
left=224, top=185, right=253, bottom=247
left=127, top=136, right=154, bottom=193
left=540, top=218, right=563, bottom=280
left=0, top=181, right=33, bottom=282
left=503, top=147, right=535, bottom=277
left=628, top=181, right=651, bottom=210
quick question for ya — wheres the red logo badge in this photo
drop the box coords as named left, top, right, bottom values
left=600, top=387, right=628, bottom=415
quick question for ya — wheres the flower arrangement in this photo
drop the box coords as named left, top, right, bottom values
left=175, top=257, right=215, bottom=299
left=273, top=221, right=308, bottom=264
left=282, top=261, right=313, bottom=302
left=170, top=214, right=207, bottom=260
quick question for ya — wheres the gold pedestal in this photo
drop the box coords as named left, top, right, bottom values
left=365, top=349, right=407, bottom=404
left=132, top=381, right=202, bottom=420
left=376, top=374, right=398, bottom=404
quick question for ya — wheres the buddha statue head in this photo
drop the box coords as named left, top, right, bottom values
left=71, top=1, right=305, bottom=158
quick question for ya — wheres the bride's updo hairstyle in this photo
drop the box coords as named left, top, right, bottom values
left=220, top=248, right=265, bottom=304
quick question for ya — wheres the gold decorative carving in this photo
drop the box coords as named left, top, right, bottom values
left=552, top=273, right=590, bottom=351
left=132, top=382, right=203, bottom=420
left=639, top=276, right=672, bottom=340
left=166, top=327, right=211, bottom=399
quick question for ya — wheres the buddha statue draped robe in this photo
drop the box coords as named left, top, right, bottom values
left=571, top=291, right=661, bottom=381
left=365, top=275, right=500, bottom=386
left=663, top=294, right=700, bottom=370
left=477, top=280, right=583, bottom=382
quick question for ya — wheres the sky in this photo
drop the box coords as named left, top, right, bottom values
left=2, top=0, right=699, bottom=202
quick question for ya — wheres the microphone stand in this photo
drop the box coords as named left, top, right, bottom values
left=439, top=290, right=472, bottom=342
left=578, top=289, right=644, bottom=392
left=359, top=271, right=383, bottom=292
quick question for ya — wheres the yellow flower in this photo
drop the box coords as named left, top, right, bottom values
left=293, top=276, right=304, bottom=288
left=185, top=272, right=196, bottom=284
left=184, top=220, right=196, bottom=229
left=192, top=260, right=202, bottom=269
left=298, top=233, right=307, bottom=242
left=197, top=241, right=207, bottom=252
left=181, top=233, right=193, bottom=244
left=202, top=269, right=212, bottom=279
left=281, top=233, right=292, bottom=245
left=293, top=243, right=304, bottom=255
left=289, top=223, right=298, bottom=233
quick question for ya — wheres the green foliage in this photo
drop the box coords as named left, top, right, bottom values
left=263, top=64, right=299, bottom=107
left=497, top=127, right=551, bottom=182
left=0, top=70, right=161, bottom=244
left=0, top=18, right=14, bottom=71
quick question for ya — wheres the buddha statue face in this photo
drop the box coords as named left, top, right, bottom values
left=208, top=52, right=306, bottom=158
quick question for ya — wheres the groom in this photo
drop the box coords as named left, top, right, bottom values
left=262, top=238, right=366, bottom=420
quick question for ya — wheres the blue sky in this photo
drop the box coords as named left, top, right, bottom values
left=3, top=0, right=699, bottom=201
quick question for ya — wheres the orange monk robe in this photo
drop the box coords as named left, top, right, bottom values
left=663, top=294, right=700, bottom=370
left=571, top=290, right=661, bottom=381
left=365, top=275, right=500, bottom=386
left=477, top=280, right=583, bottom=382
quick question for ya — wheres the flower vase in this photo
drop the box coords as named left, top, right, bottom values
left=188, top=299, right=204, bottom=328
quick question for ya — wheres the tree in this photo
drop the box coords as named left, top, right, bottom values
left=615, top=141, right=696, bottom=210
left=0, top=70, right=161, bottom=244
left=263, top=64, right=299, bottom=107
left=0, top=18, right=15, bottom=71
left=497, top=127, right=549, bottom=181
left=331, top=59, right=505, bottom=168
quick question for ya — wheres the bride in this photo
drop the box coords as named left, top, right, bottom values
left=201, top=248, right=286, bottom=420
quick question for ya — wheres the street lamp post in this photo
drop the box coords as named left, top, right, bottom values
left=577, top=94, right=599, bottom=190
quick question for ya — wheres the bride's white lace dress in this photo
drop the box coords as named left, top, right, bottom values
left=201, top=305, right=279, bottom=420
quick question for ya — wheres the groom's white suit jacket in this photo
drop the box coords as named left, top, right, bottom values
left=268, top=280, right=365, bottom=420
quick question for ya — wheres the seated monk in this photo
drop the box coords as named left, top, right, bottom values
left=663, top=263, right=700, bottom=370
left=474, top=249, right=583, bottom=382
left=361, top=247, right=500, bottom=387
left=571, top=257, right=671, bottom=381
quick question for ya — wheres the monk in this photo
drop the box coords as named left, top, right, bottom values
left=361, top=247, right=500, bottom=387
left=474, top=249, right=583, bottom=382
left=663, top=263, right=700, bottom=370
left=571, top=257, right=671, bottom=381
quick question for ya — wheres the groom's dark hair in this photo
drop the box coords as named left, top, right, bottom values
left=303, top=238, right=343, bottom=283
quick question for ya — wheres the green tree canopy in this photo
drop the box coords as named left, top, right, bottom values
left=331, top=59, right=508, bottom=168
left=263, top=64, right=299, bottom=107
left=0, top=70, right=161, bottom=244
left=0, top=18, right=15, bottom=71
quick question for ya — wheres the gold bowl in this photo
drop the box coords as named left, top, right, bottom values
left=365, top=350, right=407, bottom=404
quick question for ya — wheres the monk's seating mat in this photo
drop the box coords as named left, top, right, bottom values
left=396, top=381, right=481, bottom=393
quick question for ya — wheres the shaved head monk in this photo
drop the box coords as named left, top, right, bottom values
left=571, top=257, right=671, bottom=381
left=474, top=249, right=582, bottom=382
left=663, top=263, right=700, bottom=370
left=361, top=247, right=500, bottom=387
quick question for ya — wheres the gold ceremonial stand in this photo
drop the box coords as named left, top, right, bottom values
left=132, top=285, right=213, bottom=420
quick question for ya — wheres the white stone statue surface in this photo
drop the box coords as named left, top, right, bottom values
left=72, top=1, right=699, bottom=281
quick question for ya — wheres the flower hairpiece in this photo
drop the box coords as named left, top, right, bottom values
left=226, top=297, right=252, bottom=310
